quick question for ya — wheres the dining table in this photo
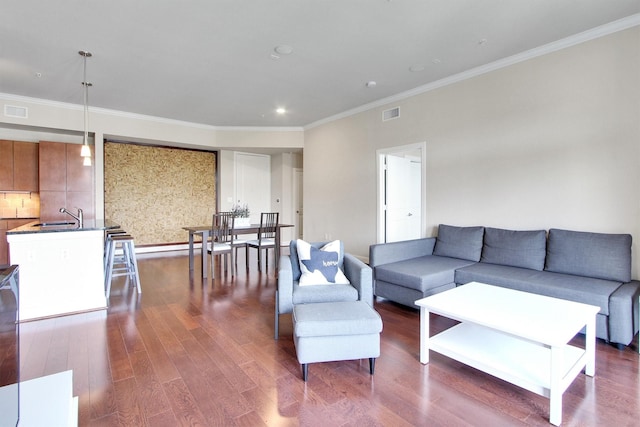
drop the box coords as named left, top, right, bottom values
left=183, top=223, right=293, bottom=278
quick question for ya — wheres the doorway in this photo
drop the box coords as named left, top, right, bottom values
left=293, top=168, right=303, bottom=240
left=377, top=142, right=426, bottom=243
left=234, top=152, right=271, bottom=224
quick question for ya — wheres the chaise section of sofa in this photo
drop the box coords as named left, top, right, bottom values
left=369, top=224, right=640, bottom=348
left=369, top=225, right=483, bottom=307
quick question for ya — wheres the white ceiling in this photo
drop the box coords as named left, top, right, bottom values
left=2, top=1, right=639, bottom=128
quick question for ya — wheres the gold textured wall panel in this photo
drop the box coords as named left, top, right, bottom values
left=104, top=142, right=216, bottom=246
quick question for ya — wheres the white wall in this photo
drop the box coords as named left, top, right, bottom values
left=304, top=27, right=640, bottom=277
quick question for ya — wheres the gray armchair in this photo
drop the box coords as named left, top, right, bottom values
left=275, top=240, right=373, bottom=339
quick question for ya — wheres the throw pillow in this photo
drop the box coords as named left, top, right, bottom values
left=296, top=239, right=350, bottom=286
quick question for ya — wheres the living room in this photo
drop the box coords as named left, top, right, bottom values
left=1, top=2, right=639, bottom=426
left=1, top=8, right=638, bottom=274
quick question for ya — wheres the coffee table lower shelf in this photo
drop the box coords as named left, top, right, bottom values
left=428, top=322, right=588, bottom=425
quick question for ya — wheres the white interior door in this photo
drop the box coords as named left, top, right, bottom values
left=234, top=152, right=270, bottom=223
left=293, top=168, right=303, bottom=240
left=385, top=154, right=421, bottom=242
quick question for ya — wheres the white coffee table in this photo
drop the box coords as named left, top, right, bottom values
left=415, top=282, right=600, bottom=426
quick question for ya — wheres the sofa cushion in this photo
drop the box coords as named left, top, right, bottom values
left=432, top=224, right=484, bottom=261
left=481, top=227, right=547, bottom=271
left=375, top=255, right=476, bottom=293
left=545, top=229, right=632, bottom=282
left=455, top=263, right=622, bottom=315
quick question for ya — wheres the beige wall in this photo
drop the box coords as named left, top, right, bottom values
left=304, top=27, right=640, bottom=277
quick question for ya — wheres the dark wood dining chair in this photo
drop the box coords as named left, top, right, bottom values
left=207, top=212, right=235, bottom=277
left=218, top=211, right=248, bottom=269
left=245, top=212, right=279, bottom=272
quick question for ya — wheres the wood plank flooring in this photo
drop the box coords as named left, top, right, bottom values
left=18, top=251, right=640, bottom=426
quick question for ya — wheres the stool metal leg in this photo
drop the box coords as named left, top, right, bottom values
left=128, top=240, right=141, bottom=293
left=105, top=240, right=116, bottom=299
left=104, top=235, right=113, bottom=272
left=105, top=235, right=141, bottom=298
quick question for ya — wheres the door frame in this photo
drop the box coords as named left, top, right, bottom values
left=376, top=142, right=427, bottom=243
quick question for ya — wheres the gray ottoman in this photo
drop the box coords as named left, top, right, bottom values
left=292, top=300, right=383, bottom=381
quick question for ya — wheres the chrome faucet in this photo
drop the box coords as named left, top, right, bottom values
left=59, top=207, right=83, bottom=228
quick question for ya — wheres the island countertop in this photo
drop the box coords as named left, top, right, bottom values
left=7, top=219, right=120, bottom=235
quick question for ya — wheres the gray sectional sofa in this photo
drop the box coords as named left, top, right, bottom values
left=369, top=224, right=640, bottom=348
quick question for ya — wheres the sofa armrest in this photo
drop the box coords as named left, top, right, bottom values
left=369, top=237, right=436, bottom=268
left=344, top=253, right=374, bottom=307
left=608, top=280, right=640, bottom=346
left=277, top=254, right=294, bottom=314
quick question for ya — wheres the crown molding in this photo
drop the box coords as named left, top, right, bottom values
left=305, top=14, right=640, bottom=130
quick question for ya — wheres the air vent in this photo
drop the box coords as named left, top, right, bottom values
left=382, top=106, right=400, bottom=121
left=4, top=105, right=28, bottom=119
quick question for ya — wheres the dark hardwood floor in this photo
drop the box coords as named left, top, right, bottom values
left=18, top=251, right=639, bottom=426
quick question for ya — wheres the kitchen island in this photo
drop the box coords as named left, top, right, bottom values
left=7, top=220, right=119, bottom=321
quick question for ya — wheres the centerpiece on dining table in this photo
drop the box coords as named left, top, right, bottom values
left=231, top=203, right=251, bottom=227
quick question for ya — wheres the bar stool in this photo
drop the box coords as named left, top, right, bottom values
left=105, top=234, right=141, bottom=298
left=104, top=228, right=127, bottom=271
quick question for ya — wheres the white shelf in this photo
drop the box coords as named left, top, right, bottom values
left=430, top=323, right=586, bottom=397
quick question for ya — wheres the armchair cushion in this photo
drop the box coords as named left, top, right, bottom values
left=292, top=283, right=358, bottom=305
left=296, top=239, right=350, bottom=286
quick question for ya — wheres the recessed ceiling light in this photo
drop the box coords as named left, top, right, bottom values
left=274, top=45, right=293, bottom=55
left=276, top=107, right=286, bottom=114
left=366, top=81, right=377, bottom=88
left=409, top=64, right=425, bottom=72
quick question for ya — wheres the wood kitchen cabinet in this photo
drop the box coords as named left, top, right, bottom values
left=38, top=141, right=67, bottom=191
left=66, top=143, right=93, bottom=192
left=0, top=140, right=12, bottom=189
left=0, top=140, right=38, bottom=192
left=39, top=141, right=95, bottom=220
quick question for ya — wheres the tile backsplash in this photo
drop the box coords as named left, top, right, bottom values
left=0, top=192, right=40, bottom=218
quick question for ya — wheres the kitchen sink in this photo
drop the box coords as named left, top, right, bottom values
left=32, top=221, right=77, bottom=227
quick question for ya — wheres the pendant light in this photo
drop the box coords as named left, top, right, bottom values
left=79, top=50, right=92, bottom=166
